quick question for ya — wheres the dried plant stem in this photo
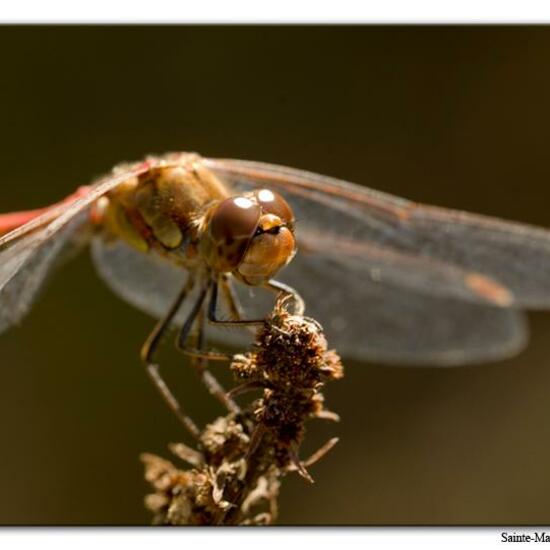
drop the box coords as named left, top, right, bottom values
left=142, top=298, right=344, bottom=525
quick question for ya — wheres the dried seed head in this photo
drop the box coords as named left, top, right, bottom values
left=143, top=296, right=344, bottom=525
left=231, top=353, right=260, bottom=381
left=229, top=304, right=343, bottom=451
left=141, top=453, right=222, bottom=525
left=200, top=415, right=250, bottom=464
left=231, top=306, right=344, bottom=389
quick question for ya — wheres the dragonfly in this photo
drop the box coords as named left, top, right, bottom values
left=2, top=152, right=550, bottom=431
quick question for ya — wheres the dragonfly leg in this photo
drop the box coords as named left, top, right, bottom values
left=219, top=274, right=245, bottom=320
left=172, top=276, right=304, bottom=415
left=176, top=279, right=232, bottom=361
left=189, top=305, right=240, bottom=414
left=140, top=276, right=201, bottom=439
left=208, top=277, right=305, bottom=329
left=141, top=276, right=195, bottom=364
left=208, top=278, right=266, bottom=327
left=219, top=274, right=263, bottom=337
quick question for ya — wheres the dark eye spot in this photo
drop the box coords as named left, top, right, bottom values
left=254, top=189, right=294, bottom=224
left=267, top=226, right=281, bottom=235
left=210, top=197, right=261, bottom=243
left=209, top=196, right=261, bottom=269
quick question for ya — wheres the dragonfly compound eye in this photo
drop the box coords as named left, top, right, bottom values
left=205, top=196, right=262, bottom=272
left=254, top=189, right=295, bottom=227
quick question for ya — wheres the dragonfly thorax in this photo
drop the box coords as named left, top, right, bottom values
left=101, top=162, right=229, bottom=262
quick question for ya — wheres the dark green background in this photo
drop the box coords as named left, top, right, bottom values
left=1, top=26, right=550, bottom=525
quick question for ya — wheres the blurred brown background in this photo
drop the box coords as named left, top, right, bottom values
left=1, top=26, right=550, bottom=525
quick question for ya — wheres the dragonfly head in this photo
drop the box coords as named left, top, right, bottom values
left=200, top=189, right=296, bottom=285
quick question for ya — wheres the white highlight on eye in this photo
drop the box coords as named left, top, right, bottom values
left=95, top=196, right=109, bottom=214
left=234, top=197, right=254, bottom=209
left=258, top=189, right=275, bottom=202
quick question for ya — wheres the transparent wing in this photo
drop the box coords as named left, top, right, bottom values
left=204, top=158, right=550, bottom=309
left=0, top=212, right=89, bottom=333
left=90, top=237, right=248, bottom=348
left=0, top=156, right=183, bottom=333
left=91, top=237, right=188, bottom=324
left=278, top=249, right=528, bottom=365
left=91, top=237, right=527, bottom=366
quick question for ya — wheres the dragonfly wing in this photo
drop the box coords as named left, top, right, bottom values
left=277, top=248, right=528, bottom=365
left=91, top=234, right=526, bottom=365
left=91, top=236, right=189, bottom=323
left=205, top=158, right=550, bottom=309
left=0, top=212, right=89, bottom=333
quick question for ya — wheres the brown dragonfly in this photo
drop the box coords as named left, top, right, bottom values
left=1, top=152, right=549, bottom=430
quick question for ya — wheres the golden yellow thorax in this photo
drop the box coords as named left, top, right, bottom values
left=102, top=163, right=230, bottom=258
